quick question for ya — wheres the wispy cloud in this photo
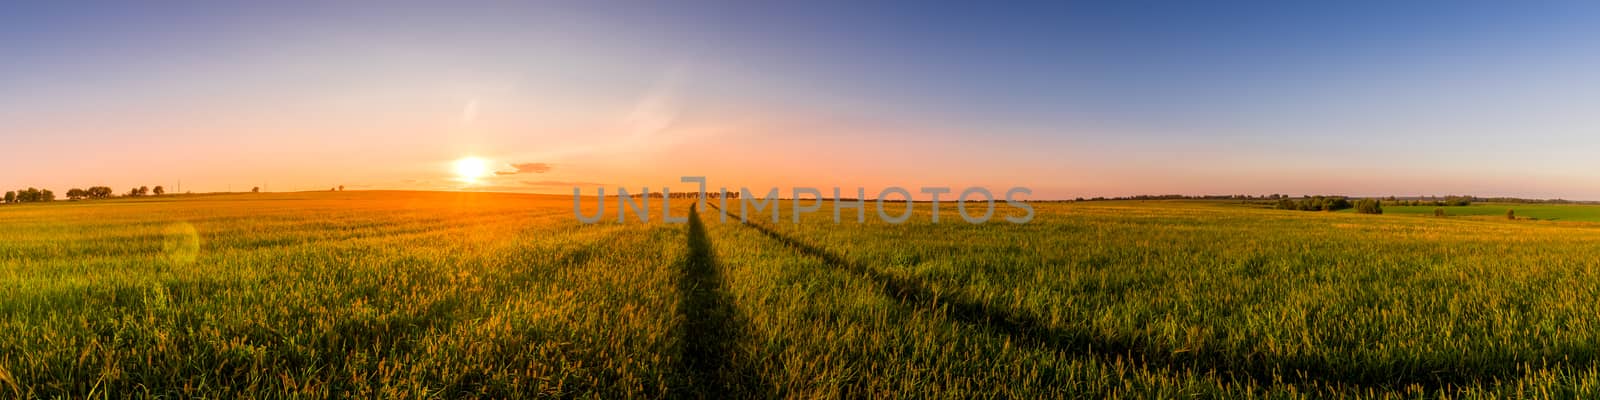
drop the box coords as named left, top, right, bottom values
left=497, top=63, right=697, bottom=165
left=451, top=180, right=609, bottom=193
left=459, top=99, right=479, bottom=125
left=494, top=162, right=553, bottom=175
left=625, top=63, right=689, bottom=142
left=521, top=180, right=606, bottom=187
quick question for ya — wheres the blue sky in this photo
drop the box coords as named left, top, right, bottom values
left=3, top=1, right=1600, bottom=198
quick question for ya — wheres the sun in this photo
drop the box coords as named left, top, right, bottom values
left=453, top=156, right=493, bottom=183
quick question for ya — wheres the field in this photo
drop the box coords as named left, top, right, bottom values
left=3, top=192, right=1600, bottom=398
left=1374, top=204, right=1600, bottom=222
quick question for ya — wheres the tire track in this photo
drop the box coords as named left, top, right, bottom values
left=675, top=205, right=772, bottom=398
left=704, top=203, right=1571, bottom=393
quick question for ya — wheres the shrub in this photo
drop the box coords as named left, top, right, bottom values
left=1278, top=196, right=1353, bottom=212
left=1355, top=199, right=1383, bottom=214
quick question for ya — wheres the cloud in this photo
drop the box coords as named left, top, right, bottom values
left=494, top=162, right=553, bottom=175
left=521, top=180, right=606, bottom=187
left=459, top=99, right=479, bottom=125
left=625, top=64, right=689, bottom=142
left=450, top=180, right=609, bottom=193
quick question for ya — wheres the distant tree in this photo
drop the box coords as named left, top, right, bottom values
left=88, top=186, right=113, bottom=199
left=10, top=188, right=53, bottom=203
left=1326, top=197, right=1350, bottom=211
left=138, top=186, right=149, bottom=196
left=1507, top=209, right=1516, bottom=220
left=1355, top=199, right=1383, bottom=215
left=1442, top=195, right=1474, bottom=207
left=1434, top=208, right=1446, bottom=217
left=338, top=185, right=345, bottom=191
left=15, top=188, right=44, bottom=203
left=252, top=186, right=260, bottom=193
left=66, top=188, right=86, bottom=200
left=153, top=186, right=165, bottom=196
left=129, top=187, right=141, bottom=197
left=1278, top=196, right=1354, bottom=212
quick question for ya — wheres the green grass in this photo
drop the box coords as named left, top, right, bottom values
left=1375, top=203, right=1600, bottom=222
left=0, top=192, right=686, bottom=398
left=4, top=192, right=1600, bottom=398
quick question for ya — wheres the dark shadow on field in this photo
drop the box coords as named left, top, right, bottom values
left=675, top=205, right=775, bottom=398
left=706, top=204, right=1595, bottom=393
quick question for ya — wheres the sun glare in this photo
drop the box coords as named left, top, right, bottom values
left=453, top=157, right=493, bottom=183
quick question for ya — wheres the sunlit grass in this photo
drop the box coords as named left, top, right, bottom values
left=0, top=192, right=684, bottom=398
left=4, top=193, right=1600, bottom=398
left=722, top=199, right=1600, bottom=397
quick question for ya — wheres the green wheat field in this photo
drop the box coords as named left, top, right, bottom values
left=2, top=191, right=1599, bottom=398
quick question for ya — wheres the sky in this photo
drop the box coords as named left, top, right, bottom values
left=4, top=1, right=1600, bottom=199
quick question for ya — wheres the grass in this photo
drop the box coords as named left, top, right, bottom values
left=1375, top=203, right=1600, bottom=222
left=3, top=192, right=1600, bottom=398
left=0, top=192, right=687, bottom=398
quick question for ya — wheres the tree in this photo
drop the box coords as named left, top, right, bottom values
left=88, top=186, right=113, bottom=199
left=338, top=185, right=345, bottom=191
left=1355, top=199, right=1383, bottom=214
left=1507, top=209, right=1516, bottom=220
left=10, top=188, right=52, bottom=203
left=18, top=188, right=39, bottom=202
left=1276, top=198, right=1296, bottom=210
left=67, top=188, right=86, bottom=200
left=1277, top=196, right=1354, bottom=212
left=138, top=186, right=149, bottom=196
left=252, top=186, right=260, bottom=193
left=129, top=187, right=142, bottom=197
left=3, top=191, right=12, bottom=203
left=153, top=186, right=165, bottom=196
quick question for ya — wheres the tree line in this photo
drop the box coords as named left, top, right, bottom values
left=1378, top=195, right=1473, bottom=207
left=1074, top=194, right=1589, bottom=206
left=4, top=188, right=55, bottom=203
left=1272, top=196, right=1384, bottom=214
left=627, top=191, right=742, bottom=199
left=1076, top=194, right=1292, bottom=201
left=3, top=185, right=169, bottom=204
